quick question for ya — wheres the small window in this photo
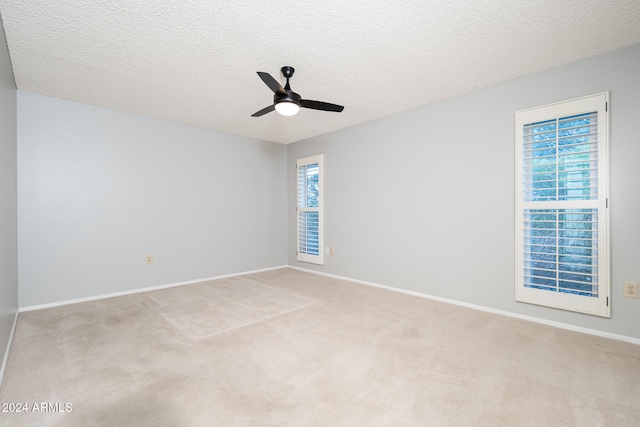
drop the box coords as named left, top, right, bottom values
left=297, top=154, right=324, bottom=265
left=515, top=93, right=610, bottom=317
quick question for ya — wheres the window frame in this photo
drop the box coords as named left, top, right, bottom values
left=296, top=154, right=324, bottom=265
left=514, top=93, right=610, bottom=317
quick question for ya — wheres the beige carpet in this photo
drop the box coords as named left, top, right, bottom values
left=1, top=268, right=639, bottom=426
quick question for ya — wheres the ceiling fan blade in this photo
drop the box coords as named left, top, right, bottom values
left=301, top=99, right=344, bottom=112
left=257, top=72, right=287, bottom=96
left=251, top=105, right=275, bottom=117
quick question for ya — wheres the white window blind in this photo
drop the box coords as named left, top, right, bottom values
left=515, top=93, right=609, bottom=317
left=297, top=154, right=324, bottom=265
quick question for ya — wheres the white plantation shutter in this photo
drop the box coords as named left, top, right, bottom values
left=515, top=93, right=609, bottom=317
left=522, top=112, right=599, bottom=203
left=297, top=155, right=324, bottom=264
left=522, top=209, right=599, bottom=296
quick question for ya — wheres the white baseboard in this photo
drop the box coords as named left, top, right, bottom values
left=20, top=265, right=289, bottom=312
left=288, top=265, right=640, bottom=346
left=16, top=264, right=639, bottom=346
left=0, top=309, right=19, bottom=388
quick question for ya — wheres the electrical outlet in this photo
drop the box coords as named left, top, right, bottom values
left=145, top=254, right=153, bottom=265
left=624, top=281, right=639, bottom=299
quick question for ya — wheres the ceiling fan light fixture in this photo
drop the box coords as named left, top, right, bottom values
left=275, top=99, right=301, bottom=116
left=251, top=67, right=343, bottom=117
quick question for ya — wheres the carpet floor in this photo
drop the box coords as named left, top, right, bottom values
left=1, top=268, right=639, bottom=426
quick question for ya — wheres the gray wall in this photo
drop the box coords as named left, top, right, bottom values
left=18, top=92, right=287, bottom=307
left=0, top=14, right=18, bottom=368
left=288, top=44, right=640, bottom=340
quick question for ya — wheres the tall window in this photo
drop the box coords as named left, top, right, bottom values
left=515, top=93, right=609, bottom=317
left=297, top=154, right=324, bottom=265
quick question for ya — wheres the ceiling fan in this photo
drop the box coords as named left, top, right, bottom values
left=251, top=66, right=344, bottom=117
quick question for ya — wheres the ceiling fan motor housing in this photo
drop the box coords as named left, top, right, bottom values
left=275, top=91, right=301, bottom=106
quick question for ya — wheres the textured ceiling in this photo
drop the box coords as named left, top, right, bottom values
left=1, top=1, right=639, bottom=144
